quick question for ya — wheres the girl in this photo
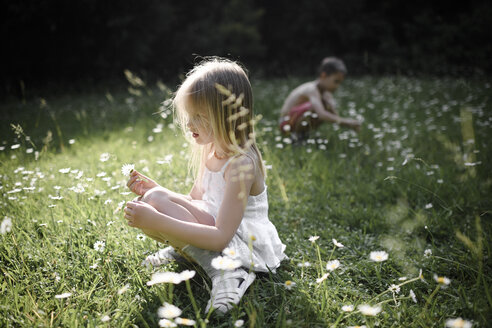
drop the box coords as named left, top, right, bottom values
left=123, top=58, right=286, bottom=313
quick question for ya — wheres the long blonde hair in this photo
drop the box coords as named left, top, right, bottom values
left=173, top=57, right=266, bottom=182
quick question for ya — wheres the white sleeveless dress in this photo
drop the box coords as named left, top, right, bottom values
left=193, top=158, right=287, bottom=273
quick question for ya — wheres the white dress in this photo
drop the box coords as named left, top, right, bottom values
left=195, top=157, right=287, bottom=273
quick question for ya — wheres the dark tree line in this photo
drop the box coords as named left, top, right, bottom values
left=2, top=0, right=491, bottom=91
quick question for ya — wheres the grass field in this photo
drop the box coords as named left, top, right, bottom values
left=1, top=76, right=491, bottom=327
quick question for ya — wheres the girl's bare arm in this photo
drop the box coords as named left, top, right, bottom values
left=125, top=156, right=255, bottom=251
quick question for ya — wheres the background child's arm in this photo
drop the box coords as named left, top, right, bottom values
left=322, top=92, right=339, bottom=115
left=125, top=156, right=255, bottom=251
left=309, top=96, right=361, bottom=131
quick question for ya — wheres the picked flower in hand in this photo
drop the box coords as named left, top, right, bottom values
left=121, top=164, right=135, bottom=177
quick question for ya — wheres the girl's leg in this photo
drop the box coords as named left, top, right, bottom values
left=138, top=186, right=215, bottom=247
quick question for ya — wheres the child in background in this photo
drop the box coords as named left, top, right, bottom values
left=124, top=58, right=286, bottom=314
left=279, top=57, right=361, bottom=139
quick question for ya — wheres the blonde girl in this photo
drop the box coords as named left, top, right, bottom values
left=124, top=58, right=286, bottom=313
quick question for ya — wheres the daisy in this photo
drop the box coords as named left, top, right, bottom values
left=309, top=235, right=320, bottom=243
left=388, top=284, right=400, bottom=294
left=93, top=241, right=105, bottom=252
left=101, top=315, right=110, bottom=322
left=211, top=256, right=242, bottom=270
left=55, top=292, right=72, bottom=299
left=118, top=284, right=130, bottom=295
left=175, top=318, right=196, bottom=326
left=424, top=249, right=432, bottom=258
left=121, top=164, right=135, bottom=176
left=179, top=270, right=196, bottom=281
left=297, top=261, right=311, bottom=267
left=284, top=280, right=296, bottom=290
left=99, top=153, right=110, bottom=162
left=409, top=289, right=417, bottom=303
left=326, top=259, right=340, bottom=271
left=158, top=319, right=177, bottom=328
left=1, top=217, right=12, bottom=234
left=348, top=326, right=367, bottom=328
left=358, top=304, right=382, bottom=316
left=332, top=238, right=344, bottom=248
left=341, top=304, right=354, bottom=312
left=369, top=251, right=388, bottom=262
left=222, top=247, right=238, bottom=258
left=234, top=319, right=245, bottom=327
left=147, top=272, right=183, bottom=285
left=316, top=273, right=330, bottom=283
left=158, top=302, right=182, bottom=319
left=445, top=317, right=472, bottom=328
left=433, top=274, right=451, bottom=286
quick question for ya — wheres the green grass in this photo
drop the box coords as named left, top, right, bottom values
left=1, top=76, right=491, bottom=327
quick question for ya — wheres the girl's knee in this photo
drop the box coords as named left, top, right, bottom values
left=141, top=187, right=171, bottom=208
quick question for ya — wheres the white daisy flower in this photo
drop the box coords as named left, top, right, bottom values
left=326, top=259, right=340, bottom=271
left=234, top=319, right=245, bottom=327
left=211, top=256, right=241, bottom=270
left=101, top=315, right=110, bottom=322
left=55, top=292, right=72, bottom=299
left=99, top=153, right=110, bottom=162
left=369, top=250, right=388, bottom=262
left=179, top=270, right=196, bottom=281
left=316, top=273, right=330, bottom=283
left=93, top=241, right=105, bottom=252
left=424, top=249, right=432, bottom=258
left=341, top=304, right=354, bottom=312
left=158, top=302, right=182, bottom=319
left=433, top=274, right=451, bottom=286
left=121, top=164, right=135, bottom=176
left=445, top=317, right=472, bottom=328
left=222, top=247, right=238, bottom=258
left=147, top=272, right=183, bottom=285
left=1, top=217, right=12, bottom=234
left=284, top=280, right=296, bottom=290
left=388, top=284, right=400, bottom=294
left=158, top=319, right=177, bottom=328
left=118, top=284, right=130, bottom=295
left=175, top=317, right=196, bottom=326
left=332, top=238, right=344, bottom=248
left=309, top=235, right=320, bottom=243
left=358, top=304, right=382, bottom=316
left=409, top=289, right=417, bottom=303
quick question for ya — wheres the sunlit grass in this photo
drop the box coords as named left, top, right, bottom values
left=0, top=76, right=491, bottom=327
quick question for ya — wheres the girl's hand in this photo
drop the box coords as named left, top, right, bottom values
left=126, top=170, right=159, bottom=196
left=124, top=200, right=159, bottom=229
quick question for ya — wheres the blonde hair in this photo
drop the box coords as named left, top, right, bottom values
left=173, top=57, right=266, bottom=182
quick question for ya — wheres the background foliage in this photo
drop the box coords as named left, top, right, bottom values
left=2, top=0, right=492, bottom=93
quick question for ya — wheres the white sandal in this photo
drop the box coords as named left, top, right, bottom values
left=141, top=246, right=183, bottom=267
left=206, top=268, right=256, bottom=314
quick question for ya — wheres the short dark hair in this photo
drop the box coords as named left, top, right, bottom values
left=318, top=57, right=347, bottom=76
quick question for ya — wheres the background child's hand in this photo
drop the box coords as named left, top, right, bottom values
left=344, top=119, right=362, bottom=132
left=126, top=170, right=159, bottom=196
left=124, top=200, right=159, bottom=229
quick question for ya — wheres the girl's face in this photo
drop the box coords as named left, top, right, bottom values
left=186, top=111, right=214, bottom=145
